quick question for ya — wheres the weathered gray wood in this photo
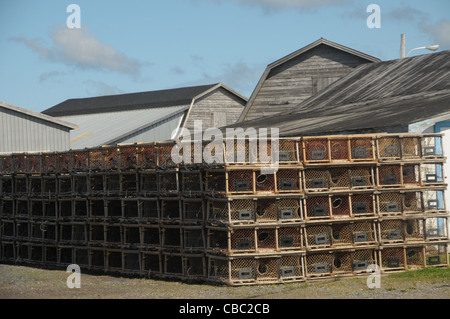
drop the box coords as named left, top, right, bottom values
left=242, top=44, right=376, bottom=122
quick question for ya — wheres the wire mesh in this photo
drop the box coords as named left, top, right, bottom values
left=205, top=171, right=226, bottom=194
left=378, top=192, right=402, bottom=215
left=401, top=136, right=421, bottom=158
left=121, top=172, right=138, bottom=195
left=230, top=228, right=255, bottom=252
left=305, top=225, right=331, bottom=248
left=421, top=135, right=443, bottom=157
left=73, top=174, right=88, bottom=195
left=163, top=254, right=183, bottom=276
left=279, top=255, right=304, bottom=279
left=106, top=250, right=123, bottom=272
left=161, top=199, right=181, bottom=221
left=303, top=138, right=329, bottom=162
left=278, top=227, right=302, bottom=250
left=14, top=176, right=27, bottom=195
left=379, top=219, right=404, bottom=243
left=105, top=224, right=122, bottom=246
left=329, top=167, right=350, bottom=189
left=136, top=144, right=157, bottom=169
left=402, top=164, right=420, bottom=186
left=330, top=195, right=350, bottom=218
left=256, top=258, right=279, bottom=281
left=142, top=225, right=160, bottom=247
left=207, top=228, right=228, bottom=252
left=305, top=196, right=330, bottom=220
left=0, top=155, right=13, bottom=174
left=350, top=137, right=374, bottom=161
left=183, top=200, right=204, bottom=222
left=142, top=251, right=161, bottom=276
left=352, top=221, right=376, bottom=245
left=304, top=168, right=329, bottom=191
left=380, top=247, right=405, bottom=270
left=58, top=152, right=72, bottom=173
left=122, top=199, right=139, bottom=219
left=352, top=249, right=376, bottom=272
left=123, top=226, right=141, bottom=246
left=277, top=169, right=301, bottom=193
left=184, top=255, right=205, bottom=279
left=28, top=176, right=42, bottom=197
left=13, top=154, right=27, bottom=174
left=330, top=223, right=353, bottom=247
left=207, top=200, right=229, bottom=223
left=102, top=147, right=119, bottom=170
left=402, top=191, right=423, bottom=214
left=351, top=193, right=375, bottom=217
left=72, top=149, right=88, bottom=171
left=425, top=217, right=448, bottom=240
left=228, top=170, right=253, bottom=194
left=105, top=173, right=120, bottom=194
left=378, top=136, right=401, bottom=159
left=331, top=251, right=353, bottom=274
left=349, top=166, right=374, bottom=188
left=306, top=253, right=331, bottom=276
left=425, top=244, right=448, bottom=266
left=1, top=199, right=14, bottom=218
left=161, top=226, right=182, bottom=249
left=278, top=198, right=302, bottom=221
left=378, top=165, right=402, bottom=187
left=421, top=163, right=444, bottom=184
left=255, top=172, right=275, bottom=193
left=89, top=248, right=105, bottom=270
left=42, top=153, right=58, bottom=173
left=403, top=218, right=425, bottom=242
left=118, top=145, right=138, bottom=170
left=182, top=171, right=202, bottom=194
left=140, top=171, right=158, bottom=194
left=328, top=138, right=349, bottom=161
left=89, top=224, right=105, bottom=244
left=157, top=143, right=177, bottom=169
left=255, top=198, right=276, bottom=223
left=207, top=257, right=229, bottom=282
left=231, top=257, right=255, bottom=281
left=405, top=247, right=424, bottom=269
left=159, top=171, right=179, bottom=194
left=256, top=228, right=277, bottom=251
left=184, top=228, right=205, bottom=250
left=139, top=199, right=159, bottom=220
left=423, top=190, right=445, bottom=211
left=74, top=247, right=89, bottom=267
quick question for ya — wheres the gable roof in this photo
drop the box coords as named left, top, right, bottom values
left=229, top=50, right=450, bottom=136
left=0, top=101, right=78, bottom=130
left=237, top=38, right=380, bottom=122
left=42, top=83, right=220, bottom=117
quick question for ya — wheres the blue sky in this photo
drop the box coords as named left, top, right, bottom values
left=1, top=0, right=449, bottom=113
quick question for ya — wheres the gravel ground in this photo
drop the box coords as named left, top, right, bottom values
left=0, top=264, right=449, bottom=299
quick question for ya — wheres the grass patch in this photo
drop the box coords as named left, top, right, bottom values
left=388, top=267, right=450, bottom=281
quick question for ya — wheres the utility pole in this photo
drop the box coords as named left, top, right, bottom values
left=401, top=34, right=406, bottom=58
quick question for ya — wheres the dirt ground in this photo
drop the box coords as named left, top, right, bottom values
left=0, top=264, right=449, bottom=299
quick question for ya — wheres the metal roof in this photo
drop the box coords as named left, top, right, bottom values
left=229, top=50, right=450, bottom=136
left=0, top=101, right=78, bottom=130
left=59, top=105, right=188, bottom=149
left=42, top=84, right=219, bottom=117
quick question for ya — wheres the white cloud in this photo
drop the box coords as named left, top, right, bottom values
left=11, top=25, right=146, bottom=77
left=83, top=80, right=125, bottom=96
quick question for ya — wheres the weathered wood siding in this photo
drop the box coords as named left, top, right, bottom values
left=243, top=44, right=374, bottom=122
left=183, top=87, right=246, bottom=132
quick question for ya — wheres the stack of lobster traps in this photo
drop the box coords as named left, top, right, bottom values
left=0, top=133, right=448, bottom=286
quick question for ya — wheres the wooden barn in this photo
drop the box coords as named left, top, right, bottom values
left=238, top=38, right=380, bottom=122
left=42, top=83, right=247, bottom=149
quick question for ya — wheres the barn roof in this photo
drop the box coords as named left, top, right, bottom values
left=42, top=84, right=221, bottom=117
left=229, top=50, right=450, bottom=136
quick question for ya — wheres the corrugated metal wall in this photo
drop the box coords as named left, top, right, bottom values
left=0, top=108, right=71, bottom=153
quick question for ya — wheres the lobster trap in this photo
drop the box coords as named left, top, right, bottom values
left=156, top=142, right=178, bottom=169
left=424, top=217, right=448, bottom=241
left=161, top=225, right=182, bottom=249
left=71, top=149, right=88, bottom=171
left=422, top=190, right=446, bottom=212
left=183, top=254, right=206, bottom=280
left=123, top=225, right=141, bottom=247
left=117, top=144, right=138, bottom=170
left=181, top=170, right=203, bottom=195
left=379, top=247, right=405, bottom=271
left=0, top=155, right=13, bottom=174
left=425, top=244, right=448, bottom=266
left=12, top=154, right=27, bottom=174
left=41, top=153, right=58, bottom=173
left=136, top=143, right=157, bottom=169
left=420, top=163, right=444, bottom=185
left=421, top=134, right=444, bottom=158
left=182, top=199, right=204, bottom=222
left=376, top=135, right=422, bottom=160
left=0, top=199, right=14, bottom=218
left=102, top=147, right=120, bottom=171
left=139, top=170, right=158, bottom=195
left=139, top=198, right=160, bottom=220
left=57, top=152, right=72, bottom=173
left=141, top=224, right=161, bottom=248
left=183, top=226, right=205, bottom=251
left=159, top=170, right=179, bottom=195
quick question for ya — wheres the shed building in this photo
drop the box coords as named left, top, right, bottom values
left=42, top=83, right=247, bottom=149
left=237, top=38, right=380, bottom=122
left=0, top=101, right=77, bottom=154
